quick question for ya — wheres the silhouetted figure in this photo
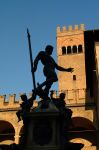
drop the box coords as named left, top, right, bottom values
left=16, top=94, right=34, bottom=122
left=50, top=91, right=66, bottom=109
left=33, top=45, right=74, bottom=98
left=50, top=91, right=73, bottom=147
left=50, top=91, right=84, bottom=150
left=50, top=91, right=73, bottom=129
left=16, top=94, right=36, bottom=148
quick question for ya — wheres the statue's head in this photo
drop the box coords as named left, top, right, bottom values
left=20, top=94, right=27, bottom=101
left=59, top=93, right=65, bottom=100
left=45, top=45, right=53, bottom=55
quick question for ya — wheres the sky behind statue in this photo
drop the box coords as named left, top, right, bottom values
left=0, top=0, right=99, bottom=98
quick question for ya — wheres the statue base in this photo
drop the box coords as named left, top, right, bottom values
left=22, top=99, right=62, bottom=150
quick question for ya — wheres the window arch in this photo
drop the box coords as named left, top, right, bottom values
left=62, top=46, right=66, bottom=55
left=72, top=45, right=77, bottom=53
left=67, top=46, right=72, bottom=54
left=78, top=45, right=83, bottom=53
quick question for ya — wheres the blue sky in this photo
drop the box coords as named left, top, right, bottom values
left=0, top=0, right=99, bottom=98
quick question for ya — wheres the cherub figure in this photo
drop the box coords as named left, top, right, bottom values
left=50, top=91, right=73, bottom=129
left=16, top=94, right=34, bottom=122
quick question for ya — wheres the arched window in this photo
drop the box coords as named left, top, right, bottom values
left=62, top=46, right=66, bottom=55
left=72, top=45, right=77, bottom=53
left=78, top=45, right=83, bottom=53
left=67, top=46, right=72, bottom=54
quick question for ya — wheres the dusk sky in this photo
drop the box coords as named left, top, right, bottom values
left=0, top=0, right=99, bottom=98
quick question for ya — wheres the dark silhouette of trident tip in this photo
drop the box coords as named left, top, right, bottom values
left=27, top=28, right=30, bottom=37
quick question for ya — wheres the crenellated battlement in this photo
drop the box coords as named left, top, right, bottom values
left=57, top=24, right=85, bottom=34
left=0, top=94, right=20, bottom=109
left=0, top=93, right=37, bottom=109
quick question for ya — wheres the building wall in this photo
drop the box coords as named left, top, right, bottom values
left=95, top=42, right=99, bottom=123
left=56, top=24, right=98, bottom=150
left=95, top=42, right=99, bottom=150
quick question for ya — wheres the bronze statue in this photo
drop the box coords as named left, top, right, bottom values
left=33, top=45, right=74, bottom=98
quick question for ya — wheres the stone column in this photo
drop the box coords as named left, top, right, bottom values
left=14, top=125, right=22, bottom=144
left=14, top=134, right=20, bottom=144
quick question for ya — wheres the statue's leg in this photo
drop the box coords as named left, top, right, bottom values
left=16, top=110, right=21, bottom=122
left=43, top=82, right=52, bottom=97
left=43, top=74, right=58, bottom=95
left=36, top=70, right=58, bottom=97
left=36, top=77, right=56, bottom=90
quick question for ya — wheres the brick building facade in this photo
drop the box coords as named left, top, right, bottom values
left=56, top=24, right=99, bottom=150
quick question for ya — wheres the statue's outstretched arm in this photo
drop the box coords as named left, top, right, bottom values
left=55, top=62, right=74, bottom=72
